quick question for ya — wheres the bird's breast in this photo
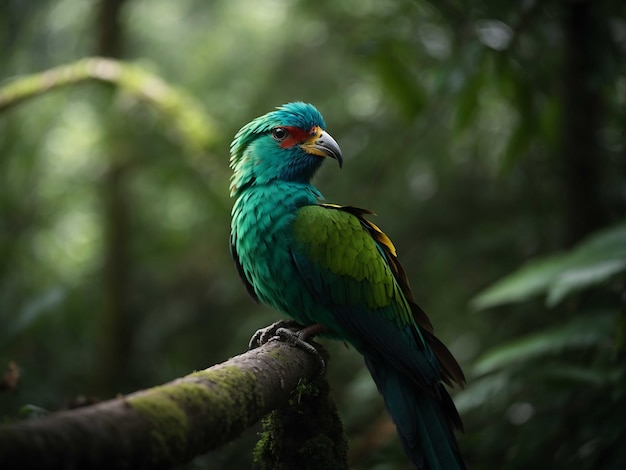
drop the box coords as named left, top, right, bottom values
left=230, top=184, right=318, bottom=317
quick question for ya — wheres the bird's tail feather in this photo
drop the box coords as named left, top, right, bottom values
left=365, top=357, right=466, bottom=470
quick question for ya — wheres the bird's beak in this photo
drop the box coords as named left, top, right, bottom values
left=300, top=127, right=343, bottom=168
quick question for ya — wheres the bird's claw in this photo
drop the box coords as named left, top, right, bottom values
left=270, top=327, right=327, bottom=376
left=249, top=321, right=327, bottom=376
left=248, top=320, right=302, bottom=350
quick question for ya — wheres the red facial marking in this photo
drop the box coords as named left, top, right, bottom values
left=279, top=126, right=316, bottom=148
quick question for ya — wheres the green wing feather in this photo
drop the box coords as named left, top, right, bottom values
left=290, top=204, right=465, bottom=391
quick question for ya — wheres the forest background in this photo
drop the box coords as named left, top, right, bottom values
left=1, top=0, right=625, bottom=468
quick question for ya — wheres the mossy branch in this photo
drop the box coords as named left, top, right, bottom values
left=254, top=376, right=349, bottom=469
left=0, top=57, right=218, bottom=156
left=0, top=340, right=345, bottom=470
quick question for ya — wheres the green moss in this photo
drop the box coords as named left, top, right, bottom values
left=127, top=365, right=262, bottom=464
left=265, top=345, right=291, bottom=361
left=189, top=366, right=263, bottom=422
left=253, top=378, right=348, bottom=470
left=127, top=386, right=189, bottom=464
left=291, top=379, right=320, bottom=406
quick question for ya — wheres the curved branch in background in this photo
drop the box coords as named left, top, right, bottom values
left=0, top=57, right=219, bottom=157
left=0, top=340, right=346, bottom=470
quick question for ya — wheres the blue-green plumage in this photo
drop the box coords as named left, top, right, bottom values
left=230, top=102, right=465, bottom=469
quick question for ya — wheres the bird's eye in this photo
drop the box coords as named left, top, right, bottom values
left=271, top=127, right=288, bottom=141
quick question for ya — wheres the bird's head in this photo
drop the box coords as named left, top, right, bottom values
left=230, top=102, right=342, bottom=197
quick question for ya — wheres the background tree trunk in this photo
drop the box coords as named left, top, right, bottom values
left=560, top=0, right=607, bottom=246
left=94, top=0, right=133, bottom=395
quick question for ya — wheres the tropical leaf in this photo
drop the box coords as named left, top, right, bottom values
left=453, top=373, right=510, bottom=414
left=471, top=253, right=569, bottom=310
left=547, top=259, right=626, bottom=307
left=472, top=312, right=614, bottom=376
left=536, top=363, right=622, bottom=386
left=472, top=222, right=626, bottom=309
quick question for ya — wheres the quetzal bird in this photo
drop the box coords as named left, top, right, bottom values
left=230, top=102, right=466, bottom=469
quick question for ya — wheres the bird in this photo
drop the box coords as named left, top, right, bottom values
left=229, top=102, right=466, bottom=469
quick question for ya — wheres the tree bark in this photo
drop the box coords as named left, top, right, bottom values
left=94, top=0, right=132, bottom=397
left=96, top=0, right=127, bottom=58
left=560, top=0, right=607, bottom=246
left=0, top=341, right=339, bottom=470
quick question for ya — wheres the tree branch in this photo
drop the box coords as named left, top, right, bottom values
left=0, top=340, right=337, bottom=469
left=0, top=57, right=219, bottom=156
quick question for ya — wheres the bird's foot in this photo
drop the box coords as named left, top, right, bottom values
left=249, top=321, right=328, bottom=376
left=271, top=323, right=328, bottom=376
left=248, top=320, right=303, bottom=349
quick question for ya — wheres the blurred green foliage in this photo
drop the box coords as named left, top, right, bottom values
left=462, top=225, right=626, bottom=469
left=0, top=0, right=624, bottom=468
